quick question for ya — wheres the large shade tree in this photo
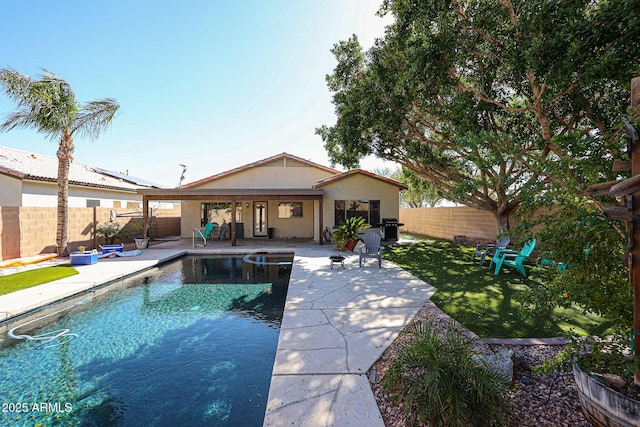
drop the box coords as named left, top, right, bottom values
left=0, top=68, right=120, bottom=256
left=317, top=0, right=640, bottom=234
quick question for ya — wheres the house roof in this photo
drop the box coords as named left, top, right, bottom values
left=0, top=145, right=161, bottom=191
left=137, top=187, right=324, bottom=201
left=312, top=169, right=408, bottom=190
left=183, top=152, right=340, bottom=188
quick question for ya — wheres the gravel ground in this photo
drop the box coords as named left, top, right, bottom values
left=370, top=302, right=590, bottom=427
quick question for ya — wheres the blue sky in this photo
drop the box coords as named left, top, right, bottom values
left=0, top=0, right=395, bottom=187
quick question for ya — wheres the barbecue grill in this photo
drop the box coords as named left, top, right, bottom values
left=381, top=218, right=403, bottom=241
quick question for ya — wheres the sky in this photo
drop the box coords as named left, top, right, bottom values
left=0, top=0, right=396, bottom=188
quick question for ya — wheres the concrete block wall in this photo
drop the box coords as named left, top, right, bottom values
left=0, top=207, right=20, bottom=261
left=0, top=206, right=181, bottom=261
left=400, top=206, right=499, bottom=241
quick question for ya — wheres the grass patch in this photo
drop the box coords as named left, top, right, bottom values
left=0, top=265, right=79, bottom=296
left=385, top=234, right=613, bottom=338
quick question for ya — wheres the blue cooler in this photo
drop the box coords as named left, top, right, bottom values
left=70, top=250, right=98, bottom=265
left=101, top=244, right=124, bottom=254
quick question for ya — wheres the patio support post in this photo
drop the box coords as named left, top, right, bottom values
left=231, top=197, right=237, bottom=246
left=142, top=195, right=149, bottom=239
left=319, top=197, right=324, bottom=245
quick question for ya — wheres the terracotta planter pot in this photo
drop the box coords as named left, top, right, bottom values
left=573, top=362, right=640, bottom=427
left=345, top=239, right=359, bottom=252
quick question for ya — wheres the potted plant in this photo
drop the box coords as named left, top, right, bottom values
left=332, top=217, right=367, bottom=251
left=94, top=222, right=129, bottom=245
left=535, top=335, right=639, bottom=426
left=133, top=216, right=153, bottom=249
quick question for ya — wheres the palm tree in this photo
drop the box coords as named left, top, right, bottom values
left=0, top=67, right=120, bottom=256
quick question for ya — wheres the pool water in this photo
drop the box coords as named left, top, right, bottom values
left=0, top=254, right=292, bottom=426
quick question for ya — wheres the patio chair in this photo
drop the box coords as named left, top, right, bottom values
left=491, top=239, right=537, bottom=276
left=540, top=247, right=591, bottom=273
left=359, top=231, right=383, bottom=268
left=203, top=222, right=214, bottom=239
left=219, top=223, right=230, bottom=240
left=193, top=222, right=215, bottom=248
left=540, top=255, right=568, bottom=273
left=472, top=236, right=510, bottom=266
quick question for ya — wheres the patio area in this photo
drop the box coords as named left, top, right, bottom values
left=0, top=238, right=435, bottom=426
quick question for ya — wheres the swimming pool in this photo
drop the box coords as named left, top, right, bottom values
left=0, top=254, right=293, bottom=426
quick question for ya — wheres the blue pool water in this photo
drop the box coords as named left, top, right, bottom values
left=0, top=254, right=292, bottom=426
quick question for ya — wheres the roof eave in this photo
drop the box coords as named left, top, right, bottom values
left=313, top=169, right=408, bottom=190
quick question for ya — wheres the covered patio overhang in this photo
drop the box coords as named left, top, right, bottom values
left=137, top=188, right=325, bottom=246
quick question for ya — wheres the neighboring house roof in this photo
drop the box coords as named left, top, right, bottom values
left=0, top=145, right=161, bottom=191
left=313, top=169, right=408, bottom=190
left=183, top=152, right=340, bottom=188
left=93, top=167, right=166, bottom=189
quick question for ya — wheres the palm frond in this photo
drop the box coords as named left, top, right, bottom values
left=0, top=111, right=33, bottom=133
left=0, top=67, right=33, bottom=106
left=72, top=98, right=120, bottom=140
left=0, top=67, right=78, bottom=139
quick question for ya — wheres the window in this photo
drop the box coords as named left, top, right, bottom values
left=334, top=200, right=380, bottom=225
left=278, top=202, right=303, bottom=218
left=200, top=202, right=242, bottom=226
left=86, top=199, right=100, bottom=207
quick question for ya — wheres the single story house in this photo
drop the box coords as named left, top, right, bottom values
left=137, top=152, right=407, bottom=245
left=0, top=145, right=161, bottom=209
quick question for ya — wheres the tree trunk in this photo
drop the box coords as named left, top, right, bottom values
left=56, top=131, right=74, bottom=257
left=494, top=208, right=512, bottom=235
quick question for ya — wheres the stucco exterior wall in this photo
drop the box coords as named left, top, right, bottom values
left=321, top=174, right=402, bottom=230
left=21, top=181, right=141, bottom=208
left=181, top=201, right=202, bottom=239
left=182, top=199, right=315, bottom=239
left=0, top=174, right=22, bottom=206
left=194, top=159, right=334, bottom=189
left=264, top=200, right=314, bottom=239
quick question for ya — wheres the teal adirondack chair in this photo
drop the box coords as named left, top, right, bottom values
left=491, top=239, right=537, bottom=276
left=194, top=222, right=215, bottom=247
left=203, top=222, right=214, bottom=239
left=540, top=247, right=591, bottom=273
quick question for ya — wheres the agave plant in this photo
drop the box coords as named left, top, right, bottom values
left=332, top=217, right=368, bottom=250
left=382, top=322, right=510, bottom=427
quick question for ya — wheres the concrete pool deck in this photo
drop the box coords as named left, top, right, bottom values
left=0, top=240, right=435, bottom=426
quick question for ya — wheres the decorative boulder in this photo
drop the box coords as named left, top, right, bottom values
left=476, top=349, right=514, bottom=380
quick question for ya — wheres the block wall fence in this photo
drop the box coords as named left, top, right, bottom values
left=0, top=206, right=180, bottom=261
left=399, top=206, right=499, bottom=241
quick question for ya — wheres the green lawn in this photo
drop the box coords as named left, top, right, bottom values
left=384, top=234, right=613, bottom=339
left=0, top=265, right=79, bottom=296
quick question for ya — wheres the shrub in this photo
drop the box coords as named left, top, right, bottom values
left=382, top=322, right=510, bottom=427
left=515, top=205, right=632, bottom=333
left=94, top=222, right=129, bottom=245
left=332, top=217, right=367, bottom=250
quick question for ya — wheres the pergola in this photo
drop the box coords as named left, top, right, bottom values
left=137, top=187, right=325, bottom=246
